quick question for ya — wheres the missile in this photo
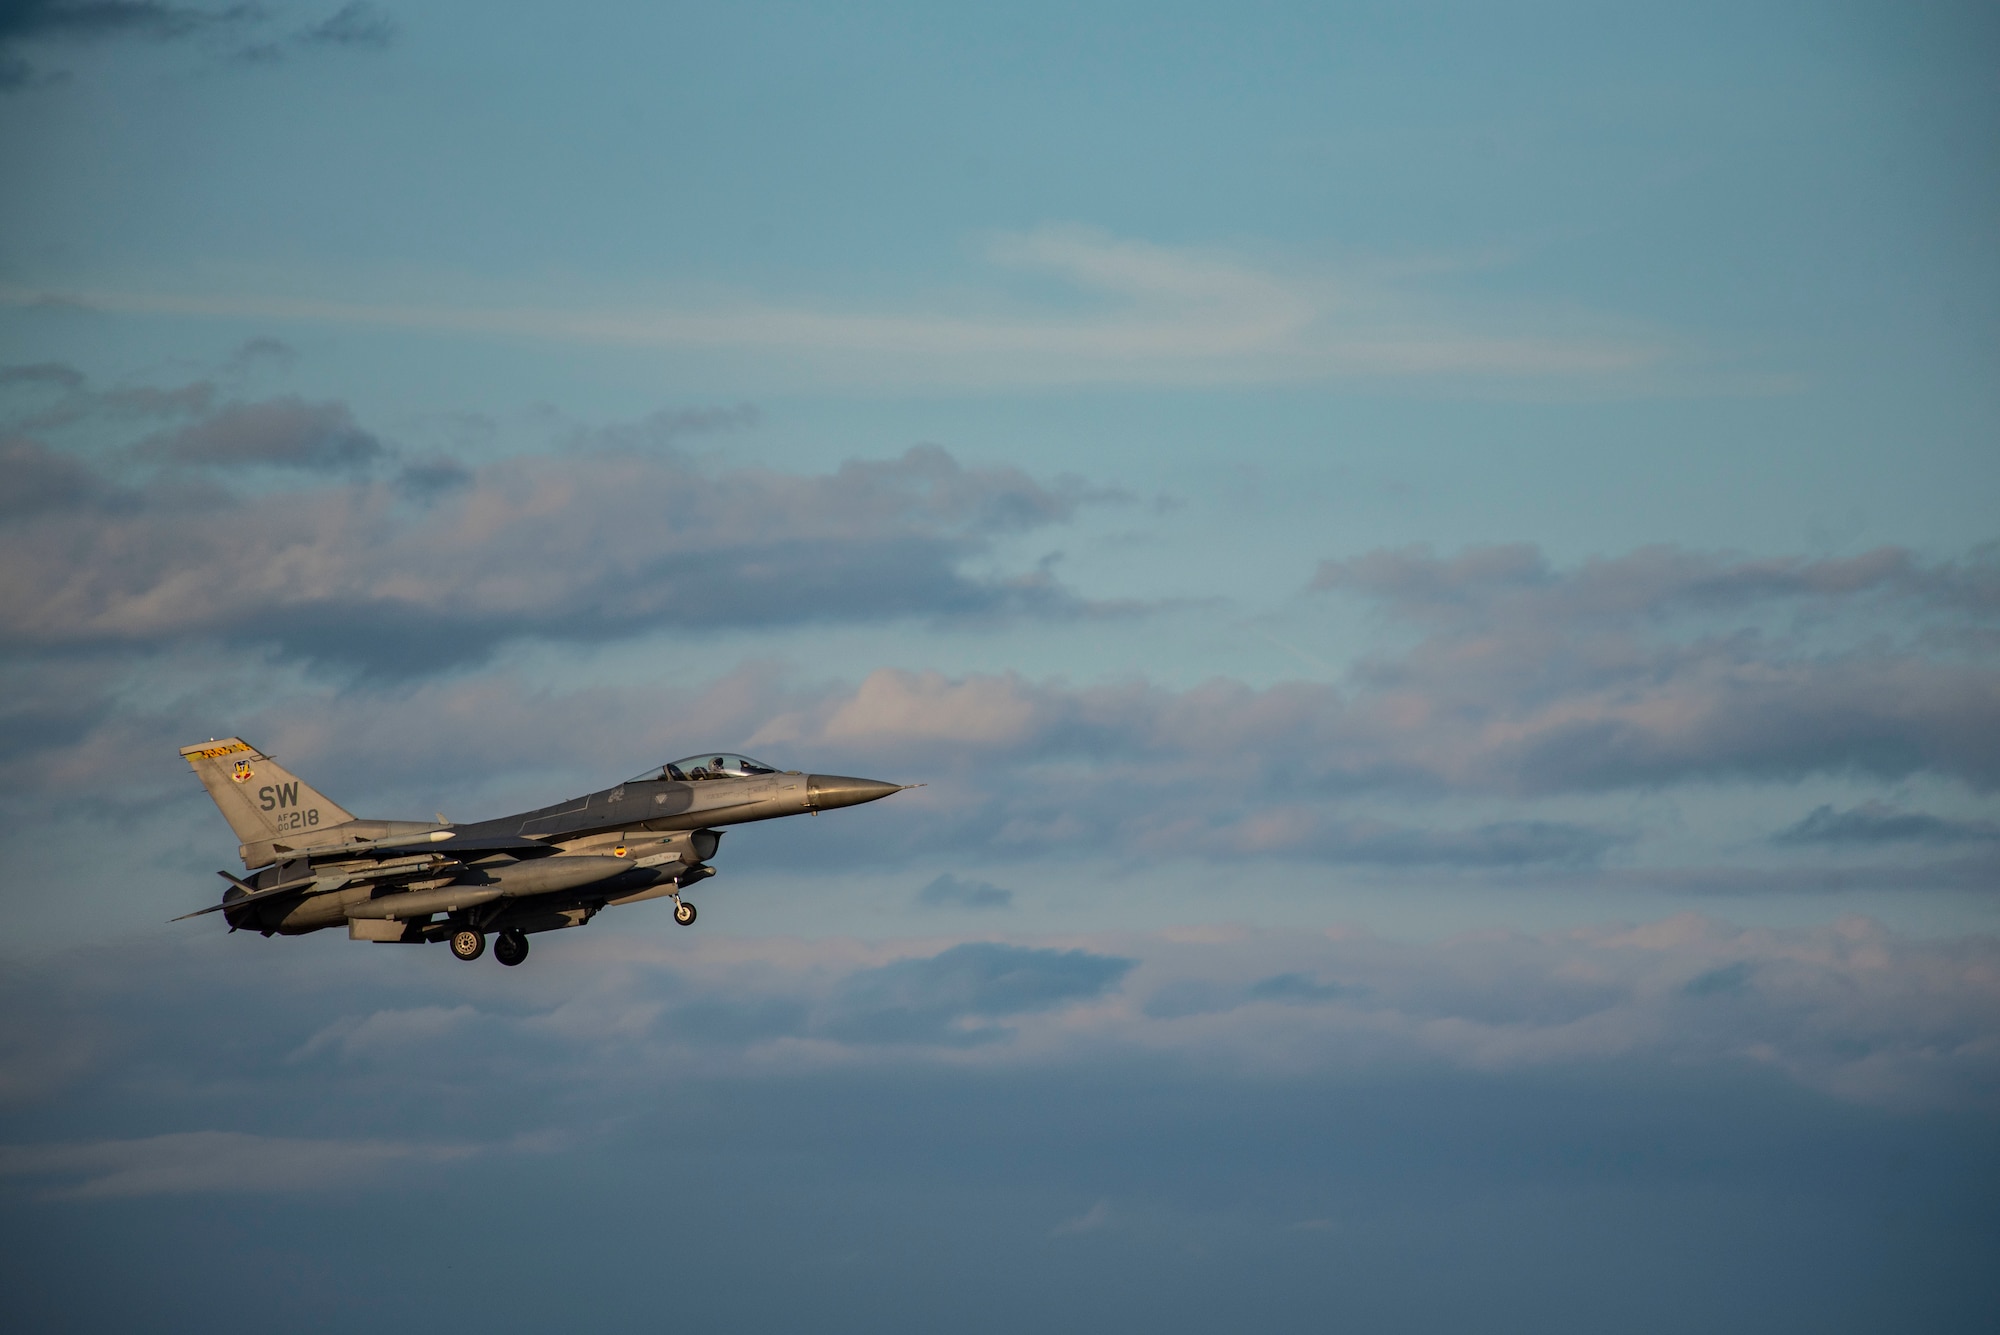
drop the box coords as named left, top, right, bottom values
left=273, top=829, right=458, bottom=860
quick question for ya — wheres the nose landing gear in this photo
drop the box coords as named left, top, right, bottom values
left=673, top=898, right=697, bottom=926
left=494, top=929, right=530, bottom=967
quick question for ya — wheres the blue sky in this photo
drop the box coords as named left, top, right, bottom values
left=1, top=3, right=1997, bottom=1330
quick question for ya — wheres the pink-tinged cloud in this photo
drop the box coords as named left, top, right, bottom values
left=14, top=914, right=1991, bottom=1113
left=0, top=432, right=1109, bottom=673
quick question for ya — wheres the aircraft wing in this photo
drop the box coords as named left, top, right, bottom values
left=171, top=852, right=472, bottom=922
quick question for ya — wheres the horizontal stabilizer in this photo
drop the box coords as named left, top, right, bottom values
left=170, top=871, right=320, bottom=922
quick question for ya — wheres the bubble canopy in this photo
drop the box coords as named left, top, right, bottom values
left=628, top=753, right=782, bottom=783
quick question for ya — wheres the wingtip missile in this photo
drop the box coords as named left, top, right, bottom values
left=269, top=828, right=458, bottom=859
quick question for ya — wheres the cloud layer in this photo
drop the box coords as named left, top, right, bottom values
left=5, top=547, right=1994, bottom=884
left=2, top=364, right=1990, bottom=895
left=0, top=390, right=1102, bottom=673
left=3, top=913, right=1993, bottom=1160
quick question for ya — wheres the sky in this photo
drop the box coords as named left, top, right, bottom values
left=1, top=2, right=1997, bottom=1330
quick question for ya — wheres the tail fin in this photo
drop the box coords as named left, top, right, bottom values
left=179, top=738, right=356, bottom=847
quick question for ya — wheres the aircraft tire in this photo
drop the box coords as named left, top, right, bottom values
left=494, top=930, right=529, bottom=967
left=673, top=901, right=697, bottom=926
left=450, top=928, right=485, bottom=961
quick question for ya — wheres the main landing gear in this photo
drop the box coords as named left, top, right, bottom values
left=673, top=898, right=698, bottom=926
left=451, top=926, right=530, bottom=965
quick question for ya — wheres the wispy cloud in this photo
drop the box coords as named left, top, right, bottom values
left=298, top=2, right=394, bottom=51
left=1774, top=801, right=2000, bottom=846
left=916, top=873, right=1015, bottom=910
left=0, top=1130, right=477, bottom=1198
left=0, top=227, right=1661, bottom=389
left=0, top=1, right=393, bottom=88
left=1050, top=1198, right=1111, bottom=1236
left=817, top=943, right=1135, bottom=1047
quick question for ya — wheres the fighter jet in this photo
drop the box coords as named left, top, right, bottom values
left=174, top=738, right=912, bottom=966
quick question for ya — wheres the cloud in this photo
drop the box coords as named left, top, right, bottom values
left=1215, top=811, right=1626, bottom=865
left=0, top=436, right=112, bottom=516
left=1775, top=802, right=2000, bottom=846
left=1120, top=915, right=2000, bottom=1108
left=0, top=922, right=1991, bottom=1328
left=135, top=396, right=386, bottom=470
left=393, top=454, right=473, bottom=501
left=592, top=403, right=760, bottom=446
left=1300, top=543, right=2000, bottom=793
left=740, top=533, right=2000, bottom=829
left=0, top=226, right=1661, bottom=389
left=5, top=915, right=1995, bottom=1117
left=2, top=521, right=1988, bottom=880
left=0, top=428, right=1104, bottom=673
left=299, top=2, right=393, bottom=49
left=1, top=363, right=220, bottom=434
left=1145, top=970, right=1363, bottom=1020
left=0, top=0, right=257, bottom=88
left=0, top=361, right=85, bottom=389
left=2, top=643, right=1972, bottom=882
left=817, top=943, right=1135, bottom=1046
left=1247, top=972, right=1359, bottom=1003
left=916, top=874, right=1014, bottom=909
left=0, top=1, right=230, bottom=43
left=223, top=335, right=297, bottom=374
left=1682, top=961, right=1754, bottom=996
left=1312, top=542, right=2000, bottom=623
left=0, top=2, right=400, bottom=86
left=1050, top=1198, right=1111, bottom=1236
left=292, top=1005, right=480, bottom=1062
left=0, top=1130, right=477, bottom=1198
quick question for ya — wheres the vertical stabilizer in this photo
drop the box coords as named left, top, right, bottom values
left=180, top=739, right=356, bottom=852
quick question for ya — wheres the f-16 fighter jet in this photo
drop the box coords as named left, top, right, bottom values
left=174, top=739, right=912, bottom=967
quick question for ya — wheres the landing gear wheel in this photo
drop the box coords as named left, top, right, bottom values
left=450, top=928, right=485, bottom=961
left=673, top=900, right=698, bottom=926
left=494, top=930, right=529, bottom=967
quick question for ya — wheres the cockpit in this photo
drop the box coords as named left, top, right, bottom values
left=628, top=753, right=783, bottom=783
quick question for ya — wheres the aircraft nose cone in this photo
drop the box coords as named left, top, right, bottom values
left=807, top=775, right=906, bottom=811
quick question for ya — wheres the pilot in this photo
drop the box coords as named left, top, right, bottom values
left=713, top=757, right=729, bottom=775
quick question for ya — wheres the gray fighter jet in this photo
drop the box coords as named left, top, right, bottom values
left=174, top=738, right=911, bottom=966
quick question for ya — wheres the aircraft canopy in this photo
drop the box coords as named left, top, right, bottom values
left=629, top=753, right=781, bottom=783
